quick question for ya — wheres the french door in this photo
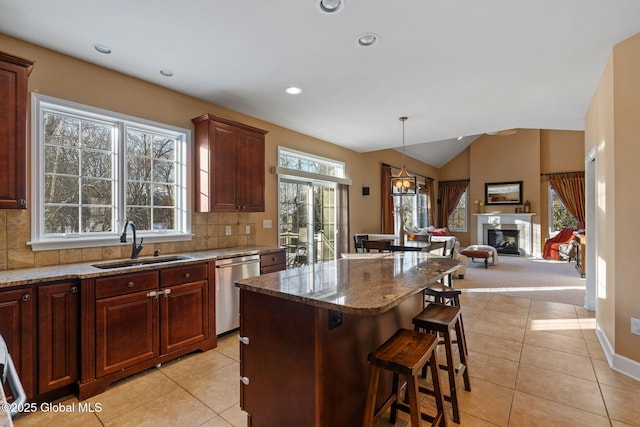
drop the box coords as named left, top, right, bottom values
left=279, top=178, right=336, bottom=267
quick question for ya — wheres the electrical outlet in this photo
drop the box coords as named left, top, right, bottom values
left=225, top=225, right=232, bottom=236
left=245, top=225, right=251, bottom=234
left=631, top=317, right=640, bottom=336
left=262, top=219, right=272, bottom=229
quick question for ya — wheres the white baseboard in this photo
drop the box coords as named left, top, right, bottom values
left=595, top=327, right=640, bottom=382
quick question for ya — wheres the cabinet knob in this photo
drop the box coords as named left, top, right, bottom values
left=147, top=291, right=158, bottom=298
left=22, top=294, right=31, bottom=302
left=240, top=376, right=250, bottom=386
left=184, top=273, right=190, bottom=279
left=238, top=336, right=250, bottom=345
left=163, top=289, right=171, bottom=297
left=18, top=199, right=26, bottom=206
left=127, top=281, right=135, bottom=287
left=71, top=286, right=78, bottom=294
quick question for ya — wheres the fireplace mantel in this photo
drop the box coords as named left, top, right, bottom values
left=474, top=213, right=536, bottom=256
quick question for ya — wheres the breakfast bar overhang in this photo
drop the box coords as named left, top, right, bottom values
left=235, top=252, right=460, bottom=426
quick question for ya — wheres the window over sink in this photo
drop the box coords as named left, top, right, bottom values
left=29, top=94, right=191, bottom=250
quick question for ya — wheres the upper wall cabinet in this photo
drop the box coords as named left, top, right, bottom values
left=192, top=114, right=268, bottom=212
left=0, top=51, right=34, bottom=209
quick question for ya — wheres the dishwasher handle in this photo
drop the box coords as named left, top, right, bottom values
left=215, top=260, right=260, bottom=268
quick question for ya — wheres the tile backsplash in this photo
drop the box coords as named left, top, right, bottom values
left=0, top=209, right=256, bottom=271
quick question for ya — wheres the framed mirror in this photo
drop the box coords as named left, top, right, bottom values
left=485, top=181, right=523, bottom=205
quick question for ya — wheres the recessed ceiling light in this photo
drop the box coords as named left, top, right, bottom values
left=92, top=44, right=112, bottom=54
left=285, top=86, right=303, bottom=95
left=318, top=0, right=344, bottom=14
left=357, top=33, right=379, bottom=47
left=457, top=136, right=463, bottom=141
left=160, top=69, right=174, bottom=77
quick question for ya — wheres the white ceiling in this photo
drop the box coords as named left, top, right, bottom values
left=2, top=0, right=640, bottom=167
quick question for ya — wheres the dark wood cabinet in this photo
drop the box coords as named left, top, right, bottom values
left=260, top=249, right=286, bottom=274
left=0, top=287, right=35, bottom=399
left=38, top=282, right=79, bottom=395
left=192, top=114, right=267, bottom=212
left=0, top=51, right=34, bottom=209
left=96, top=289, right=159, bottom=377
left=159, top=263, right=209, bottom=354
left=80, top=262, right=216, bottom=399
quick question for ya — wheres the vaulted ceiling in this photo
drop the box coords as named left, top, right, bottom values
left=2, top=0, right=640, bottom=166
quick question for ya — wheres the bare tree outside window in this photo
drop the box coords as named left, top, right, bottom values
left=33, top=94, right=189, bottom=249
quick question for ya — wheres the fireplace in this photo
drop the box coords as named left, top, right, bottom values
left=488, top=229, right=520, bottom=255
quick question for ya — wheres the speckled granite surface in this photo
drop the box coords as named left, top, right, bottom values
left=236, top=252, right=460, bottom=315
left=0, top=246, right=279, bottom=288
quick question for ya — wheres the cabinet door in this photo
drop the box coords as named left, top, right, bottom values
left=210, top=122, right=240, bottom=211
left=95, top=291, right=159, bottom=377
left=238, top=131, right=265, bottom=212
left=0, top=287, right=34, bottom=398
left=0, top=52, right=34, bottom=209
left=38, top=282, right=79, bottom=394
left=160, top=281, right=208, bottom=354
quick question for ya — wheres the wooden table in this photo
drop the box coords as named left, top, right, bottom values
left=364, top=237, right=445, bottom=252
left=235, top=252, right=460, bottom=426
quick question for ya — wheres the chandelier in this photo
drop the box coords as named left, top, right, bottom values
left=390, top=116, right=417, bottom=195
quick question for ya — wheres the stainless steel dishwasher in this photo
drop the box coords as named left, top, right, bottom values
left=215, top=254, right=261, bottom=335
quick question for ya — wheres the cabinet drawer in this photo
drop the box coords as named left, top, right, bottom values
left=160, top=263, right=208, bottom=287
left=260, top=265, right=285, bottom=275
left=260, top=250, right=286, bottom=269
left=95, top=271, right=158, bottom=299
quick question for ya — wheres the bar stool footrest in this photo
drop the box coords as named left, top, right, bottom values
left=395, top=402, right=446, bottom=427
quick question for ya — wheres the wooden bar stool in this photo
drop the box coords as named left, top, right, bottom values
left=422, top=283, right=468, bottom=356
left=363, top=328, right=447, bottom=427
left=413, top=304, right=471, bottom=424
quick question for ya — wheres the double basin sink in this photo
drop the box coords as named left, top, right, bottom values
left=92, top=255, right=193, bottom=270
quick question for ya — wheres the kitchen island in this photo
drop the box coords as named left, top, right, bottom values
left=235, top=252, right=460, bottom=427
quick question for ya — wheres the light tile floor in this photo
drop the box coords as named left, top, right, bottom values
left=13, top=293, right=640, bottom=426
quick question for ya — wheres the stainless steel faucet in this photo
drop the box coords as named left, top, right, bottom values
left=120, top=220, right=144, bottom=259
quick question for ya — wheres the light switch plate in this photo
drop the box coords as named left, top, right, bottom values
left=263, top=219, right=272, bottom=229
left=225, top=225, right=232, bottom=236
left=631, top=317, right=640, bottom=336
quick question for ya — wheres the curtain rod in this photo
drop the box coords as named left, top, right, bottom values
left=381, top=163, right=433, bottom=181
left=438, top=179, right=470, bottom=184
left=540, top=171, right=584, bottom=177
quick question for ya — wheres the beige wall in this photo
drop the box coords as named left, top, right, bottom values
left=440, top=129, right=584, bottom=249
left=0, top=34, right=437, bottom=269
left=586, top=32, right=640, bottom=365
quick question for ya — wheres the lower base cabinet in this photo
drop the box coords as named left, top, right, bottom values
left=96, top=290, right=159, bottom=377
left=0, top=287, right=34, bottom=399
left=38, top=282, right=79, bottom=395
left=80, top=262, right=216, bottom=399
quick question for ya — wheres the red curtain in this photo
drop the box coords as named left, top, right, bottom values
left=548, top=172, right=585, bottom=229
left=381, top=165, right=394, bottom=233
left=438, top=180, right=469, bottom=228
left=424, top=178, right=436, bottom=226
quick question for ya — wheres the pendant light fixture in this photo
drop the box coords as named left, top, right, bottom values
left=390, top=116, right=417, bottom=196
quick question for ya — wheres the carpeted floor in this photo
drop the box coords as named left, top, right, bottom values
left=454, top=254, right=586, bottom=306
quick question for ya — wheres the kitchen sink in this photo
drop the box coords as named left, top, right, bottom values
left=92, top=255, right=193, bottom=269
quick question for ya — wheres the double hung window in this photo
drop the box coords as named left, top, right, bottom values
left=30, top=94, right=191, bottom=250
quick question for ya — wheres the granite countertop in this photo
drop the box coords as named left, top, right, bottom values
left=0, top=246, right=281, bottom=289
left=235, top=252, right=460, bottom=315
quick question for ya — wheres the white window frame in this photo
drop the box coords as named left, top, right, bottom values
left=548, top=184, right=578, bottom=236
left=29, top=93, right=192, bottom=251
left=448, top=189, right=467, bottom=232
